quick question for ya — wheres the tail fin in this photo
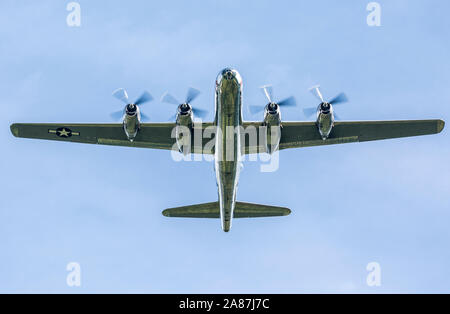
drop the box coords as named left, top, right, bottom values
left=162, top=201, right=291, bottom=218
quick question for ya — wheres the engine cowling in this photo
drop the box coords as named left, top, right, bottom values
left=112, top=89, right=153, bottom=141
left=123, top=104, right=141, bottom=141
left=316, top=102, right=335, bottom=140
left=175, top=103, right=194, bottom=154
left=306, top=86, right=347, bottom=140
left=263, top=103, right=282, bottom=154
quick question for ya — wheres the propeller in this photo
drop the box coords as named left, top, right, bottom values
left=161, top=87, right=208, bottom=119
left=249, top=85, right=297, bottom=115
left=111, top=88, right=153, bottom=122
left=303, top=85, right=348, bottom=119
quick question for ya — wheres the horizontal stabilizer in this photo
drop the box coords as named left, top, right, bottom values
left=162, top=202, right=291, bottom=219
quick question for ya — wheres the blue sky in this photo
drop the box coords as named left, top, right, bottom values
left=1, top=0, right=449, bottom=293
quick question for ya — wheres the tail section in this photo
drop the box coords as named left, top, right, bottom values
left=163, top=202, right=219, bottom=218
left=162, top=201, right=291, bottom=219
left=235, top=202, right=291, bottom=218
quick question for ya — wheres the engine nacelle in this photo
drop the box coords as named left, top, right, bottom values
left=316, top=102, right=335, bottom=140
left=175, top=104, right=194, bottom=154
left=123, top=104, right=141, bottom=141
left=263, top=103, right=282, bottom=154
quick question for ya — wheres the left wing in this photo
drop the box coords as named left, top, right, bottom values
left=10, top=122, right=215, bottom=153
left=243, top=119, right=445, bottom=154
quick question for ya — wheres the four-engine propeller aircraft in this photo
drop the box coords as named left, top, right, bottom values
left=10, top=68, right=445, bottom=232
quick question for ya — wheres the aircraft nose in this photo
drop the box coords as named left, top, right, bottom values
left=223, top=68, right=235, bottom=80
left=216, top=68, right=242, bottom=87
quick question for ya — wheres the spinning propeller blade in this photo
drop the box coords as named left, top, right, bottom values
left=185, top=88, right=201, bottom=104
left=134, top=91, right=153, bottom=106
left=309, top=85, right=324, bottom=103
left=110, top=109, right=125, bottom=121
left=250, top=85, right=296, bottom=115
left=112, top=88, right=129, bottom=104
left=261, top=85, right=274, bottom=103
left=278, top=96, right=297, bottom=108
left=304, top=85, right=349, bottom=118
left=162, top=87, right=208, bottom=119
left=111, top=88, right=153, bottom=121
left=329, top=93, right=348, bottom=106
left=303, top=107, right=318, bottom=118
left=161, top=92, right=180, bottom=105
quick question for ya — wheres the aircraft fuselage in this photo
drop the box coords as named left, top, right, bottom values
left=214, top=68, right=243, bottom=232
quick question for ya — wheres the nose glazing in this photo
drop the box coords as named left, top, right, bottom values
left=224, top=69, right=234, bottom=80
left=216, top=68, right=243, bottom=87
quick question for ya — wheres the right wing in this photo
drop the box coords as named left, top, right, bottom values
left=10, top=122, right=215, bottom=154
left=243, top=119, right=445, bottom=153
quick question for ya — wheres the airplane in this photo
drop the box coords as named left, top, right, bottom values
left=10, top=68, right=445, bottom=232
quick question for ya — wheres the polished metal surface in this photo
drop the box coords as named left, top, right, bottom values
left=317, top=105, right=335, bottom=140
left=214, top=68, right=243, bottom=232
left=263, top=107, right=282, bottom=153
left=123, top=107, right=141, bottom=141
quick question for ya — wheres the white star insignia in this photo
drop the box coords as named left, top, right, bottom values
left=57, top=128, right=71, bottom=137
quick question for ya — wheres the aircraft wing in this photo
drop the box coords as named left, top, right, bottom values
left=243, top=119, right=445, bottom=154
left=10, top=119, right=445, bottom=153
left=10, top=122, right=215, bottom=153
